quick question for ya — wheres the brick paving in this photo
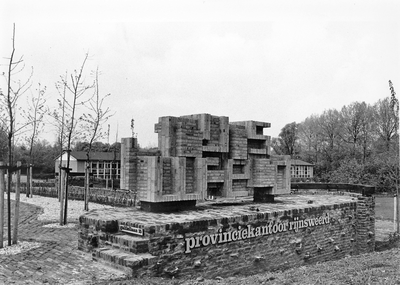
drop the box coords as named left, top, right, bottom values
left=0, top=200, right=127, bottom=284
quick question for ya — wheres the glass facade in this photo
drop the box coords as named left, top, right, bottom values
left=291, top=165, right=313, bottom=178
left=90, top=161, right=120, bottom=179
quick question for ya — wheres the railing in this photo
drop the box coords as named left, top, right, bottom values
left=291, top=182, right=375, bottom=197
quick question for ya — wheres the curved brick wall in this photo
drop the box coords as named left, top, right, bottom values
left=78, top=194, right=375, bottom=279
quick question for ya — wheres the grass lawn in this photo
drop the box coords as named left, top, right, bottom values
left=375, top=196, right=395, bottom=221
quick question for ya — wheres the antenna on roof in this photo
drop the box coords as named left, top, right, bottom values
left=131, top=118, right=135, bottom=138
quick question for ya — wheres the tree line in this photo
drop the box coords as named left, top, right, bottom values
left=272, top=85, right=398, bottom=193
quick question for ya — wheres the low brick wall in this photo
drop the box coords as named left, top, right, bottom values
left=78, top=194, right=375, bottom=279
left=15, top=186, right=136, bottom=207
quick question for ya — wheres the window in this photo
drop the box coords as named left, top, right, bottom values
left=256, top=126, right=264, bottom=135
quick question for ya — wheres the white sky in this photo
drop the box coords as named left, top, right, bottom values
left=1, top=0, right=399, bottom=147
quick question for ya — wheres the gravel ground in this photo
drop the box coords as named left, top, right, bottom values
left=0, top=193, right=115, bottom=255
left=0, top=241, right=42, bottom=255
left=9, top=193, right=115, bottom=222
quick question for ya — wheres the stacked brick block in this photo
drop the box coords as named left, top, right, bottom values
left=155, top=116, right=203, bottom=158
left=162, top=158, right=173, bottom=195
left=229, top=125, right=247, bottom=159
left=121, top=113, right=291, bottom=209
left=120, top=137, right=139, bottom=191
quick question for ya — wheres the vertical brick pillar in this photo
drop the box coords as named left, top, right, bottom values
left=120, top=137, right=139, bottom=191
left=356, top=196, right=375, bottom=254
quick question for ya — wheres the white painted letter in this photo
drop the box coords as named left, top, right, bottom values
left=185, top=237, right=196, bottom=253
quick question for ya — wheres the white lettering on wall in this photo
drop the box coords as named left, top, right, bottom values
left=184, top=214, right=330, bottom=253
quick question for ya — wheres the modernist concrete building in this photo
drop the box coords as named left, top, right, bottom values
left=120, top=114, right=291, bottom=211
left=55, top=151, right=121, bottom=179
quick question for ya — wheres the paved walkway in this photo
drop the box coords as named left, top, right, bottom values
left=0, top=201, right=127, bottom=284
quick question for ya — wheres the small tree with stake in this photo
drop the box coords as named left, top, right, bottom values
left=79, top=68, right=112, bottom=211
left=50, top=72, right=69, bottom=206
left=0, top=24, right=33, bottom=246
left=57, top=53, right=94, bottom=225
left=22, top=83, right=47, bottom=198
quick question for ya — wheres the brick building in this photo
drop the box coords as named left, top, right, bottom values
left=55, top=151, right=121, bottom=179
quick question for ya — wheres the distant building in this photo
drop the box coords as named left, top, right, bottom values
left=55, top=151, right=121, bottom=179
left=291, top=159, right=314, bottom=179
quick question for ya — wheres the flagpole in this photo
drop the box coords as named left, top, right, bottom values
left=389, top=80, right=399, bottom=233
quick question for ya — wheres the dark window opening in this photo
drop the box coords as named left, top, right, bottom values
left=233, top=165, right=245, bottom=174
left=207, top=183, right=223, bottom=198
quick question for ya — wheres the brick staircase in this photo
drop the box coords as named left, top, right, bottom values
left=91, top=231, right=157, bottom=276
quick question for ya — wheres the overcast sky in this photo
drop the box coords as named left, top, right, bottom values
left=1, top=0, right=399, bottom=147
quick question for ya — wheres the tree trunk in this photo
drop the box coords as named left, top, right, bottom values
left=84, top=161, right=89, bottom=211
left=7, top=159, right=12, bottom=246
left=59, top=168, right=65, bottom=226
left=12, top=161, right=21, bottom=244
left=64, top=151, right=70, bottom=225
left=26, top=166, right=30, bottom=198
left=29, top=165, right=33, bottom=198
left=0, top=161, right=5, bottom=248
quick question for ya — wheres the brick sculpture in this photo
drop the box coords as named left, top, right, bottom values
left=121, top=113, right=291, bottom=212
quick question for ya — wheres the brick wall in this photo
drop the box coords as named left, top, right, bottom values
left=120, top=137, right=139, bottom=191
left=78, top=194, right=375, bottom=279
left=17, top=186, right=137, bottom=207
left=355, top=196, right=375, bottom=254
left=229, top=125, right=247, bottom=159
left=232, top=179, right=247, bottom=192
left=250, top=159, right=275, bottom=187
left=162, top=158, right=173, bottom=195
left=135, top=198, right=374, bottom=278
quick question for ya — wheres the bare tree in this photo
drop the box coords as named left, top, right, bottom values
left=298, top=115, right=323, bottom=164
left=373, top=97, right=397, bottom=152
left=339, top=102, right=369, bottom=159
left=359, top=104, right=375, bottom=163
left=50, top=72, right=69, bottom=206
left=22, top=83, right=46, bottom=197
left=79, top=68, right=112, bottom=210
left=318, top=109, right=343, bottom=171
left=57, top=53, right=94, bottom=225
left=277, top=122, right=299, bottom=157
left=0, top=24, right=33, bottom=245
